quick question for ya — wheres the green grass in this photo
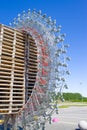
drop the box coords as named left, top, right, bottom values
left=59, top=101, right=87, bottom=108
left=59, top=105, right=69, bottom=108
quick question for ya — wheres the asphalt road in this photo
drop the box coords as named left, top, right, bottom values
left=45, top=106, right=87, bottom=130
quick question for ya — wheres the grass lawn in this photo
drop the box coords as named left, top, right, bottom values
left=59, top=101, right=87, bottom=108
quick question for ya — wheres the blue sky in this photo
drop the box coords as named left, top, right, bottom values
left=0, top=0, right=87, bottom=96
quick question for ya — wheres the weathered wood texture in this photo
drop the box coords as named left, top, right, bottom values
left=0, top=24, right=37, bottom=114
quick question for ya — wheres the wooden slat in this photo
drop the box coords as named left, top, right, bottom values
left=3, top=37, right=14, bottom=42
left=15, top=44, right=24, bottom=50
left=2, top=48, right=13, bottom=53
left=3, top=34, right=14, bottom=40
left=4, top=31, right=14, bottom=37
left=1, top=55, right=12, bottom=60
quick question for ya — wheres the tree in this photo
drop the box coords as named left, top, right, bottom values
left=63, top=92, right=82, bottom=102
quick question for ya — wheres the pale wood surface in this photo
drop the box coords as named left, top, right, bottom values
left=0, top=24, right=38, bottom=114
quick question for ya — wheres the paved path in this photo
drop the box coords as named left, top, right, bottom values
left=45, top=106, right=87, bottom=130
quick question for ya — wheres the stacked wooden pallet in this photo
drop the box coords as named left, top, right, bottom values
left=0, top=24, right=38, bottom=114
left=25, top=35, right=38, bottom=100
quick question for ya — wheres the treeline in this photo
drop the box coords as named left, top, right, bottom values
left=63, top=92, right=87, bottom=102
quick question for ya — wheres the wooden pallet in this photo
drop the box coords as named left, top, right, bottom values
left=0, top=24, right=38, bottom=114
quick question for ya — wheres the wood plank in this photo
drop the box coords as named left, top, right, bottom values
left=3, top=27, right=14, bottom=33
left=16, top=35, right=26, bottom=41
left=2, top=44, right=13, bottom=50
left=16, top=38, right=25, bottom=43
left=14, top=66, right=24, bottom=70
left=15, top=48, right=24, bottom=53
left=0, top=76, right=11, bottom=79
left=29, top=51, right=37, bottom=56
left=29, top=49, right=38, bottom=53
left=2, top=41, right=13, bottom=46
left=28, top=79, right=36, bottom=81
left=14, top=58, right=24, bottom=63
left=3, top=34, right=14, bottom=40
left=1, top=55, right=13, bottom=60
left=0, top=63, right=12, bottom=67
left=15, top=52, right=24, bottom=57
left=13, top=83, right=24, bottom=86
left=0, top=67, right=12, bottom=71
left=29, top=59, right=38, bottom=63
left=15, top=44, right=24, bottom=50
left=3, top=37, right=14, bottom=42
left=4, top=32, right=14, bottom=37
left=15, top=63, right=24, bottom=67
left=0, top=87, right=10, bottom=89
left=13, top=81, right=24, bottom=83
left=2, top=48, right=13, bottom=53
left=16, top=31, right=25, bottom=37
left=29, top=46, right=37, bottom=51
left=16, top=41, right=25, bottom=46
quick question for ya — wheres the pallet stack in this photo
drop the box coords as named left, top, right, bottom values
left=25, top=34, right=38, bottom=100
left=0, top=24, right=37, bottom=114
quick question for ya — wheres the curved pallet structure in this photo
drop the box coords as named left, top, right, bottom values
left=0, top=9, right=70, bottom=130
